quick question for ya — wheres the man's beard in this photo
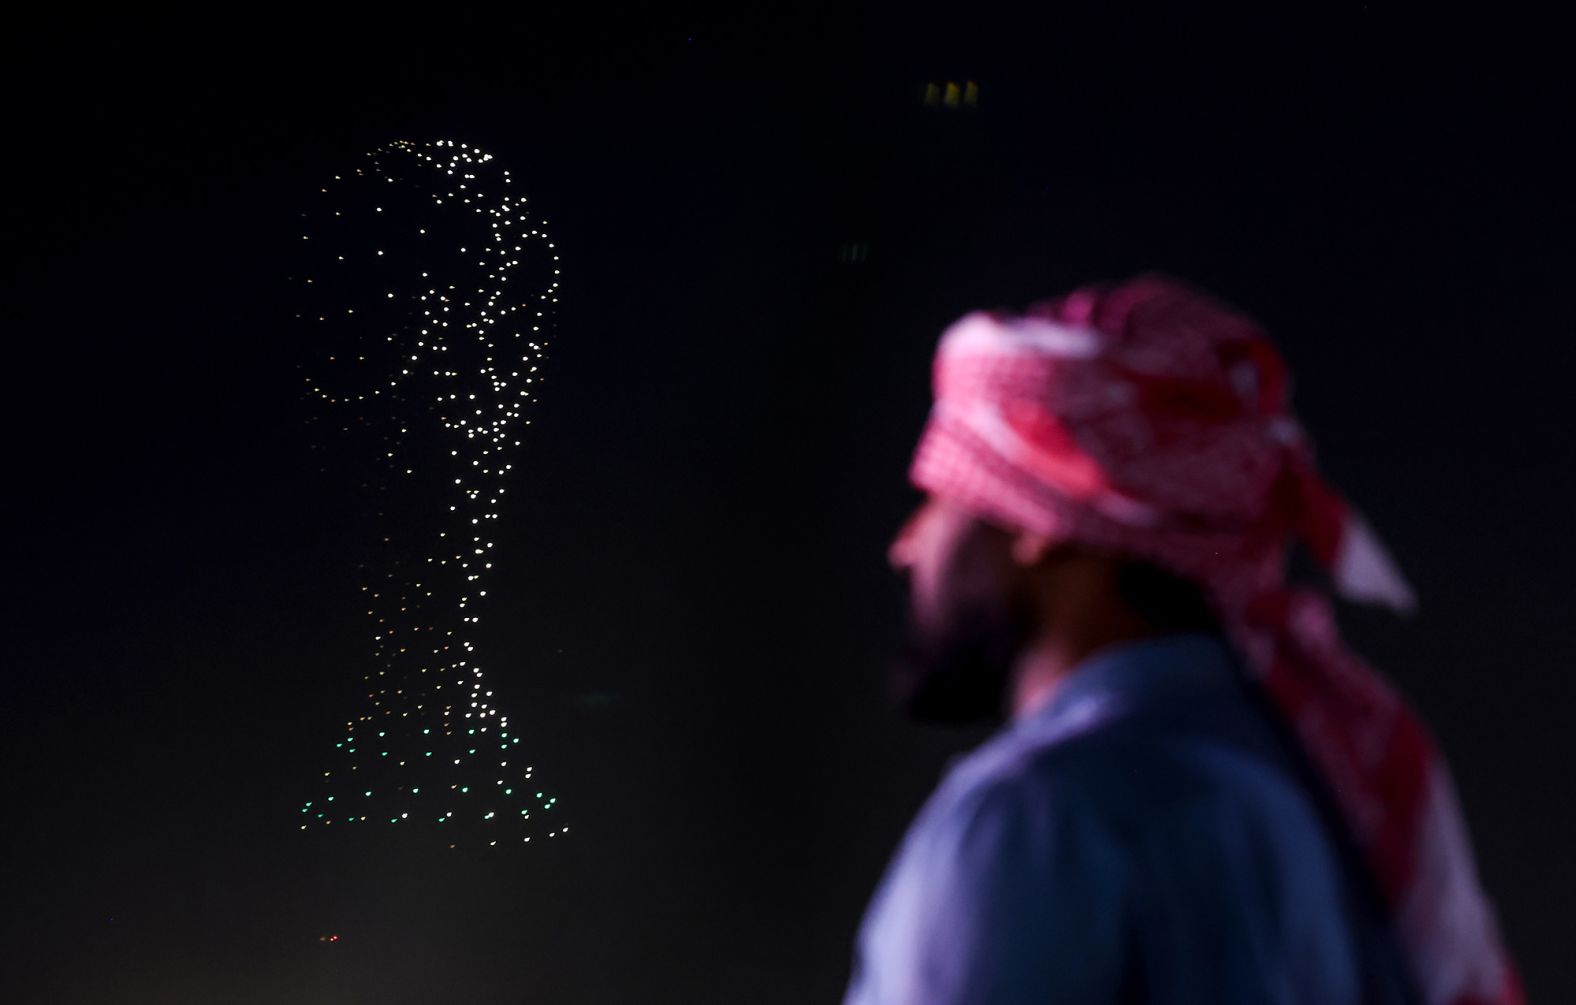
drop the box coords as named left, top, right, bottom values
left=891, top=598, right=1025, bottom=726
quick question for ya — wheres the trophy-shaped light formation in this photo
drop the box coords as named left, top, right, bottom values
left=292, top=140, right=564, bottom=847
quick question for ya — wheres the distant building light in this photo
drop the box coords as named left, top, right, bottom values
left=923, top=81, right=979, bottom=109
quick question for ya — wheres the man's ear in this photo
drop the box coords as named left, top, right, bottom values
left=1010, top=532, right=1058, bottom=567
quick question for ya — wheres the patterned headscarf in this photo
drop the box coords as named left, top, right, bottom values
left=911, top=274, right=1522, bottom=1005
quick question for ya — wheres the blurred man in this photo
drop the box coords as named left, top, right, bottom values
left=844, top=277, right=1521, bottom=1004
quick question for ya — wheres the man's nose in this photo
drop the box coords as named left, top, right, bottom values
left=888, top=506, right=928, bottom=569
left=888, top=532, right=913, bottom=570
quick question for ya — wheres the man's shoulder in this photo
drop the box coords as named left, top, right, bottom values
left=912, top=710, right=1138, bottom=854
left=929, top=692, right=1312, bottom=848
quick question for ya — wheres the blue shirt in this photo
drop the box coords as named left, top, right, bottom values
left=844, top=633, right=1416, bottom=1005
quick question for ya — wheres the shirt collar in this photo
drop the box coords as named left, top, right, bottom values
left=1018, top=631, right=1240, bottom=736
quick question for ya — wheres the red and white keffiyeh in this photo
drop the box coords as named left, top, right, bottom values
left=910, top=275, right=1522, bottom=1005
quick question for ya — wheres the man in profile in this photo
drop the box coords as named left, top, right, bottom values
left=844, top=276, right=1522, bottom=1004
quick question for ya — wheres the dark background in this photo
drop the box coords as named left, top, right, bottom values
left=5, top=10, right=1573, bottom=1003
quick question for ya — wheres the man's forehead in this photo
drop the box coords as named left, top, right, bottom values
left=914, top=494, right=1020, bottom=538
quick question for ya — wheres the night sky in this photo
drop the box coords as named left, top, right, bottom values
left=6, top=11, right=1574, bottom=1003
